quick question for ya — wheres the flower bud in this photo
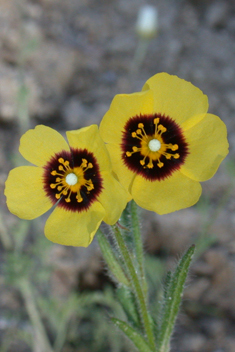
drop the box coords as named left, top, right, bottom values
left=136, top=5, right=158, bottom=39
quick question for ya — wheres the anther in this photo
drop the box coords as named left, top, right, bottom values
left=154, top=118, right=160, bottom=124
left=158, top=125, right=167, bottom=134
left=64, top=190, right=72, bottom=203
left=86, top=180, right=94, bottom=191
left=165, top=154, right=171, bottom=160
left=147, top=160, right=154, bottom=168
left=171, top=144, right=178, bottom=151
left=81, top=159, right=88, bottom=168
left=76, top=193, right=83, bottom=203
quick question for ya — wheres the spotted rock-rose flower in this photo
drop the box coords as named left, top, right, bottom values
left=4, top=125, right=128, bottom=246
left=99, top=73, right=229, bottom=214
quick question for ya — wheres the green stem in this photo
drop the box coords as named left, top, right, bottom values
left=130, top=201, right=148, bottom=296
left=97, top=229, right=130, bottom=287
left=130, top=38, right=150, bottom=77
left=0, top=212, right=13, bottom=250
left=112, top=225, right=156, bottom=351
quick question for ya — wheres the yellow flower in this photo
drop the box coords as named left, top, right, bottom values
left=5, top=125, right=128, bottom=246
left=99, top=73, right=229, bottom=214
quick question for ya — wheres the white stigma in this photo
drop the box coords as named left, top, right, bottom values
left=148, top=139, right=161, bottom=152
left=65, top=173, right=78, bottom=185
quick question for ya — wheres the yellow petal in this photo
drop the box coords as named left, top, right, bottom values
left=44, top=202, right=106, bottom=247
left=19, top=125, right=70, bottom=166
left=142, top=73, right=209, bottom=125
left=181, top=113, right=207, bottom=130
left=4, top=166, right=52, bottom=219
left=99, top=90, right=154, bottom=145
left=131, top=171, right=202, bottom=214
left=98, top=171, right=129, bottom=225
left=66, top=124, right=111, bottom=172
left=105, top=143, right=135, bottom=195
left=181, top=113, right=229, bottom=181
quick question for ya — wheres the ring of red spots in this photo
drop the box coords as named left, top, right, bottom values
left=121, top=114, right=188, bottom=181
left=43, top=148, right=103, bottom=212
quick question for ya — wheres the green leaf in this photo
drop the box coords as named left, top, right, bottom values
left=158, top=245, right=196, bottom=352
left=111, top=318, right=154, bottom=352
left=116, top=286, right=140, bottom=327
left=163, top=271, right=172, bottom=300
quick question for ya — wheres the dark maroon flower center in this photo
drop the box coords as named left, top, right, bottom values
left=121, top=114, right=188, bottom=181
left=43, top=148, right=103, bottom=211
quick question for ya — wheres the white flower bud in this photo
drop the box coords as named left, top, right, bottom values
left=136, top=5, right=158, bottom=39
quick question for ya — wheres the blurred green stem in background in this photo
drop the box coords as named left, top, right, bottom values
left=18, top=279, right=54, bottom=352
left=130, top=5, right=158, bottom=83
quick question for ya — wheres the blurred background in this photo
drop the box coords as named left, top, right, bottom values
left=1, top=0, right=235, bottom=351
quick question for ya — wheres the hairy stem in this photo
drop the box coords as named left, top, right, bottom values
left=112, top=225, right=155, bottom=351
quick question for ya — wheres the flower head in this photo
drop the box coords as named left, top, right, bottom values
left=99, top=73, right=229, bottom=214
left=5, top=125, right=128, bottom=246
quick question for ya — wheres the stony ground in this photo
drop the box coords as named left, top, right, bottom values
left=1, top=0, right=235, bottom=351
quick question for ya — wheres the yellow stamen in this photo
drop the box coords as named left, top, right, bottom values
left=85, top=179, right=94, bottom=191
left=76, top=192, right=83, bottom=203
left=50, top=156, right=96, bottom=204
left=65, top=190, right=72, bottom=203
left=147, top=160, right=154, bottom=168
left=126, top=119, right=181, bottom=170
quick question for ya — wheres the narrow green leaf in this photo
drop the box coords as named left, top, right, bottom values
left=97, top=229, right=130, bottom=287
left=111, top=318, right=154, bottom=352
left=163, top=271, right=172, bottom=300
left=158, top=245, right=195, bottom=352
left=116, top=286, right=140, bottom=327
